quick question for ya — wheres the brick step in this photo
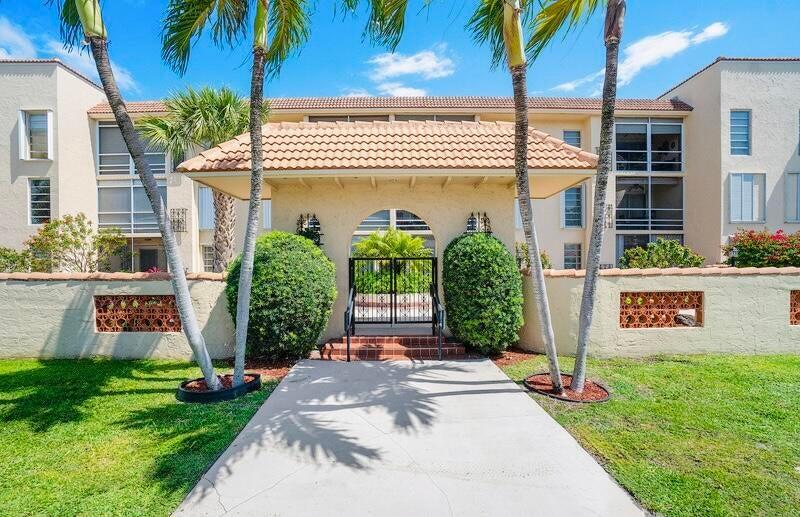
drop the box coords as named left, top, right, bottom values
left=316, top=338, right=466, bottom=361
left=340, top=336, right=459, bottom=346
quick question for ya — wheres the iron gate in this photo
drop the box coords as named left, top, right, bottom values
left=349, top=257, right=437, bottom=325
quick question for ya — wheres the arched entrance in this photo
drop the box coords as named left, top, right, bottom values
left=347, top=209, right=440, bottom=334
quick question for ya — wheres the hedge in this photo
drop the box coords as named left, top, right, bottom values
left=226, top=231, right=337, bottom=360
left=443, top=233, right=523, bottom=355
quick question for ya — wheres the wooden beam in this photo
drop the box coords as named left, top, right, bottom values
left=334, top=177, right=344, bottom=189
left=264, top=180, right=278, bottom=192
left=298, top=177, right=311, bottom=190
left=473, top=176, right=489, bottom=189
left=507, top=181, right=516, bottom=190
left=370, top=176, right=377, bottom=190
left=441, top=176, right=452, bottom=191
left=409, top=176, right=417, bottom=190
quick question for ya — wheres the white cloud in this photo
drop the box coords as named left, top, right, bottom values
left=43, top=39, right=139, bottom=93
left=0, top=16, right=37, bottom=59
left=552, top=70, right=604, bottom=92
left=550, top=22, right=729, bottom=95
left=342, top=87, right=371, bottom=97
left=0, top=16, right=139, bottom=94
left=376, top=82, right=426, bottom=97
left=691, top=22, right=729, bottom=44
left=368, top=44, right=455, bottom=81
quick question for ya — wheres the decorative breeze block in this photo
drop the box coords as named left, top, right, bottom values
left=95, top=295, right=182, bottom=332
left=619, top=291, right=703, bottom=329
left=791, top=291, right=800, bottom=325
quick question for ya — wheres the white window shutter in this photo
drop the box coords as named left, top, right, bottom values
left=18, top=111, right=27, bottom=159
left=263, top=200, right=272, bottom=229
left=730, top=174, right=742, bottom=222
left=559, top=191, right=566, bottom=229
left=46, top=110, right=54, bottom=160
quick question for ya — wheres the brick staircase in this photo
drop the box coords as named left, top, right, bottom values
left=316, top=336, right=466, bottom=361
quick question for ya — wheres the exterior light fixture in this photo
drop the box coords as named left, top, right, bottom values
left=466, top=212, right=478, bottom=233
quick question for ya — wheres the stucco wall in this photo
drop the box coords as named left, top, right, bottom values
left=519, top=267, right=800, bottom=357
left=0, top=273, right=233, bottom=360
left=271, top=180, right=517, bottom=341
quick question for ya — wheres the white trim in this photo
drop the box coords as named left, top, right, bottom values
left=785, top=172, right=800, bottom=223
left=560, top=184, right=585, bottom=229
left=18, top=111, right=26, bottom=159
left=46, top=110, right=54, bottom=160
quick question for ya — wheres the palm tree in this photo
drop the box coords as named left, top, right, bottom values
left=346, top=0, right=565, bottom=391
left=162, top=0, right=310, bottom=386
left=528, top=0, right=626, bottom=392
left=48, top=0, right=221, bottom=390
left=137, top=86, right=268, bottom=272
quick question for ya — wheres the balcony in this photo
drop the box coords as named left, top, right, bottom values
left=615, top=177, right=683, bottom=231
left=615, top=119, right=682, bottom=172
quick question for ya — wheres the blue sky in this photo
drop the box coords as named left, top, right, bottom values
left=1, top=0, right=798, bottom=101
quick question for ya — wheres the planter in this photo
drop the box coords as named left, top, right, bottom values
left=176, top=374, right=262, bottom=403
left=523, top=372, right=610, bottom=403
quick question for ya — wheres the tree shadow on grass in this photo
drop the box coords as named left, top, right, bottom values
left=0, top=359, right=181, bottom=432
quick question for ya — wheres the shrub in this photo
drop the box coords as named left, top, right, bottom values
left=514, top=242, right=551, bottom=270
left=443, top=233, right=523, bottom=356
left=226, top=231, right=336, bottom=360
left=722, top=229, right=800, bottom=267
left=0, top=247, right=31, bottom=273
left=620, top=238, right=705, bottom=269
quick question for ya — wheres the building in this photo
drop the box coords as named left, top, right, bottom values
left=1, top=57, right=799, bottom=277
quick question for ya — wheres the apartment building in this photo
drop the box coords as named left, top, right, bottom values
left=1, top=57, right=798, bottom=273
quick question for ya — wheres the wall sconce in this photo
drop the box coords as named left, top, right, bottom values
left=466, top=212, right=492, bottom=234
left=296, top=213, right=323, bottom=246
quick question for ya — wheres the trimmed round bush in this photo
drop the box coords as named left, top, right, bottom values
left=443, top=233, right=523, bottom=355
left=226, top=231, right=336, bottom=360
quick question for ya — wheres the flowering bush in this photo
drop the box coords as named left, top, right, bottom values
left=722, top=229, right=800, bottom=267
left=620, top=238, right=705, bottom=269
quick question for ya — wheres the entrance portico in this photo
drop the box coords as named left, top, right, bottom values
left=178, top=119, right=597, bottom=342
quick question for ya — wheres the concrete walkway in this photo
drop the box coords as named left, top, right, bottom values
left=175, top=359, right=644, bottom=516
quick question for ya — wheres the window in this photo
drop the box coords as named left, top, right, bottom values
left=198, top=187, right=214, bottom=230
left=98, top=121, right=166, bottom=175
left=616, top=177, right=683, bottom=231
left=787, top=173, right=800, bottom=222
left=263, top=200, right=271, bottom=229
left=615, top=118, right=682, bottom=172
left=394, top=114, right=475, bottom=122
left=97, top=179, right=167, bottom=234
left=202, top=245, right=214, bottom=272
left=564, top=243, right=582, bottom=269
left=29, top=178, right=51, bottom=224
left=514, top=199, right=523, bottom=229
left=562, top=186, right=583, bottom=228
left=563, top=130, right=581, bottom=147
left=730, top=111, right=751, bottom=155
left=308, top=115, right=390, bottom=122
left=730, top=173, right=765, bottom=222
left=351, top=209, right=434, bottom=252
left=19, top=111, right=52, bottom=160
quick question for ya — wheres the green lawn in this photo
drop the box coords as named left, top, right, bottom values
left=501, top=354, right=800, bottom=517
left=0, top=359, right=278, bottom=516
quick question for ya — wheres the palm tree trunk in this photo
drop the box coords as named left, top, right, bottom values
left=571, top=1, right=625, bottom=392
left=212, top=190, right=236, bottom=272
left=511, top=64, right=563, bottom=393
left=232, top=43, right=267, bottom=386
left=88, top=37, right=221, bottom=390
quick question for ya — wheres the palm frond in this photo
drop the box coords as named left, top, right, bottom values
left=161, top=0, right=249, bottom=75
left=466, top=0, right=506, bottom=69
left=46, top=0, right=85, bottom=50
left=526, top=0, right=603, bottom=62
left=264, top=0, right=312, bottom=78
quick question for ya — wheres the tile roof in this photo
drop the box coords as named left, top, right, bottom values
left=176, top=120, right=598, bottom=173
left=88, top=95, right=692, bottom=115
left=660, top=56, right=800, bottom=98
left=1, top=58, right=103, bottom=90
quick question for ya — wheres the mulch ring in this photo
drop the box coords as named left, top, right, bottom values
left=523, top=373, right=610, bottom=403
left=490, top=347, right=540, bottom=367
left=220, top=359, right=296, bottom=381
left=183, top=374, right=258, bottom=392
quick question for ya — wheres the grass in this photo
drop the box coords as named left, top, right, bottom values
left=501, top=354, right=800, bottom=517
left=0, top=359, right=278, bottom=516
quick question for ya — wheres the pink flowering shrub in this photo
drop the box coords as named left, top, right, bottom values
left=722, top=229, right=800, bottom=267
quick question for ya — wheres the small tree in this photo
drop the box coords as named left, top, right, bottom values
left=25, top=213, right=129, bottom=273
left=352, top=229, right=431, bottom=258
left=620, top=238, right=705, bottom=269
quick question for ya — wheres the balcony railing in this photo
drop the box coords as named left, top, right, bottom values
left=615, top=208, right=684, bottom=231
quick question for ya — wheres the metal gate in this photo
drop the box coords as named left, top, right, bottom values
left=348, top=257, right=437, bottom=325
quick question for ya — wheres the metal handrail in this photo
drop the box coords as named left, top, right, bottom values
left=430, top=284, right=446, bottom=360
left=344, top=286, right=356, bottom=362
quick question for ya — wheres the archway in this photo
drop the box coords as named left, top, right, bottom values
left=349, top=208, right=435, bottom=255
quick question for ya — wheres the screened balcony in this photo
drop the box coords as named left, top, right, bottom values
left=615, top=118, right=683, bottom=172
left=615, top=177, right=683, bottom=231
